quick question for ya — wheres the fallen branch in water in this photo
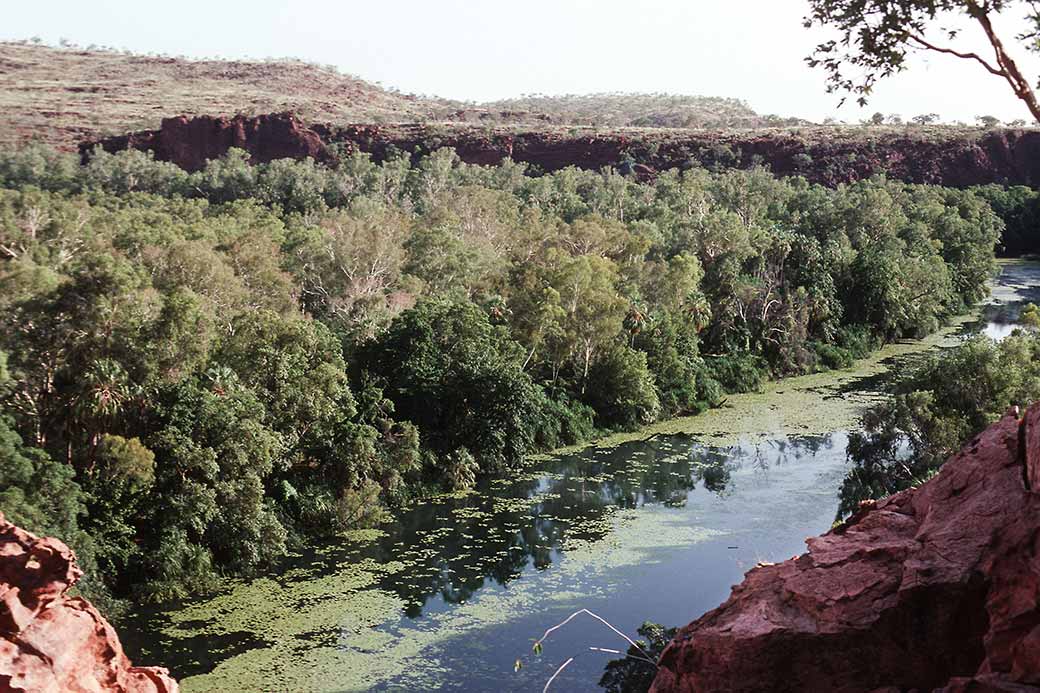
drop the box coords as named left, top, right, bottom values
left=515, top=608, right=659, bottom=693
left=542, top=657, right=574, bottom=693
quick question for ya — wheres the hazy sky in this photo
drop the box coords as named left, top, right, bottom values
left=4, top=0, right=1040, bottom=124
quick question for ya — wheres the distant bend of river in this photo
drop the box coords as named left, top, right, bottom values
left=120, top=260, right=1040, bottom=693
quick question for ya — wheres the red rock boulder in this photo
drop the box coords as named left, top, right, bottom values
left=651, top=404, right=1040, bottom=693
left=0, top=514, right=178, bottom=693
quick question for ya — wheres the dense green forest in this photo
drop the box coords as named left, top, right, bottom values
left=0, top=144, right=1011, bottom=606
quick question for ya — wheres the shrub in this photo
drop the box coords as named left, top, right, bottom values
left=705, top=352, right=766, bottom=393
left=583, top=346, right=661, bottom=430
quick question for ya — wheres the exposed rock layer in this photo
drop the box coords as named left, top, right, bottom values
left=0, top=514, right=178, bottom=693
left=83, top=113, right=1040, bottom=188
left=88, top=113, right=331, bottom=172
left=650, top=404, right=1040, bottom=693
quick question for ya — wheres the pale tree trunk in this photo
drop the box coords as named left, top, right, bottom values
left=970, top=4, right=1040, bottom=123
left=909, top=2, right=1040, bottom=123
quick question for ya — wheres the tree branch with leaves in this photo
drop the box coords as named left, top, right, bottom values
left=805, top=0, right=1040, bottom=122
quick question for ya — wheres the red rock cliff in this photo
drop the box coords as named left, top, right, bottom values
left=650, top=403, right=1040, bottom=693
left=83, top=112, right=329, bottom=172
left=0, top=514, right=178, bottom=693
left=82, top=114, right=1040, bottom=188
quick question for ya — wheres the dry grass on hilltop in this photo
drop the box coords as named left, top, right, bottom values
left=0, top=42, right=804, bottom=151
left=0, top=42, right=463, bottom=150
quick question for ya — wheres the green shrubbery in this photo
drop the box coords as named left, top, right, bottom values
left=970, top=184, right=1040, bottom=257
left=838, top=332, right=1040, bottom=519
left=0, top=143, right=1003, bottom=602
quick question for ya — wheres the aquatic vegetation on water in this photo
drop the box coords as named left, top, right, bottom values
left=124, top=267, right=1038, bottom=693
left=579, top=313, right=977, bottom=450
left=161, top=507, right=721, bottom=692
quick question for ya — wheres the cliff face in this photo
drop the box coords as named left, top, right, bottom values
left=650, top=403, right=1040, bottom=693
left=83, top=113, right=1040, bottom=188
left=86, top=113, right=330, bottom=172
left=0, top=514, right=178, bottom=693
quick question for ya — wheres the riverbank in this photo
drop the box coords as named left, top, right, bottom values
left=119, top=318, right=967, bottom=691
left=120, top=261, right=1039, bottom=693
left=550, top=311, right=976, bottom=453
left=554, top=257, right=1040, bottom=453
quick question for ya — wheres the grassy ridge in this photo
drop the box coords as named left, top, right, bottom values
left=1, top=42, right=787, bottom=151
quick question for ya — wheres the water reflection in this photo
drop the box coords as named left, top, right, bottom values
left=372, top=432, right=848, bottom=692
left=121, top=432, right=848, bottom=689
left=964, top=261, right=1040, bottom=340
left=315, top=433, right=844, bottom=620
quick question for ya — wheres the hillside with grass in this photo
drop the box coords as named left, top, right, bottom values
left=0, top=42, right=797, bottom=151
left=482, top=93, right=802, bottom=129
left=0, top=41, right=466, bottom=150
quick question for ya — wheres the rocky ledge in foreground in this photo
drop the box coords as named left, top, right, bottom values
left=651, top=403, right=1040, bottom=693
left=0, top=513, right=178, bottom=693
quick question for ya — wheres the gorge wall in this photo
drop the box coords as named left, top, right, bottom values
left=82, top=113, right=1040, bottom=188
left=0, top=514, right=178, bottom=693
left=649, top=403, right=1040, bottom=693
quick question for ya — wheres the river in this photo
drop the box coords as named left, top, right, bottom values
left=120, top=260, right=1040, bottom=693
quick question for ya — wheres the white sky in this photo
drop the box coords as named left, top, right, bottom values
left=3, top=0, right=1040, bottom=124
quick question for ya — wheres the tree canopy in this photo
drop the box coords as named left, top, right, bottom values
left=0, top=143, right=1006, bottom=605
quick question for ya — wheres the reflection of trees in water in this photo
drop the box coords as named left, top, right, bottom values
left=329, top=433, right=838, bottom=617
left=118, top=432, right=840, bottom=672
left=689, top=434, right=837, bottom=498
left=961, top=264, right=1040, bottom=335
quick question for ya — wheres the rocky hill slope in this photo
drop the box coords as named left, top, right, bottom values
left=86, top=112, right=1040, bottom=188
left=650, top=403, right=1040, bottom=692
left=0, top=42, right=788, bottom=152
left=11, top=42, right=1036, bottom=189
left=0, top=42, right=459, bottom=151
left=0, top=513, right=178, bottom=693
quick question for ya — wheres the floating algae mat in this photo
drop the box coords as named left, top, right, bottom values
left=124, top=434, right=849, bottom=693
left=119, top=262, right=1040, bottom=693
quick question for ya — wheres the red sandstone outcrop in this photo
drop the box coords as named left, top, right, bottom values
left=0, top=514, right=177, bottom=693
left=84, top=112, right=329, bottom=171
left=650, top=404, right=1040, bottom=693
left=81, top=114, right=1040, bottom=188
